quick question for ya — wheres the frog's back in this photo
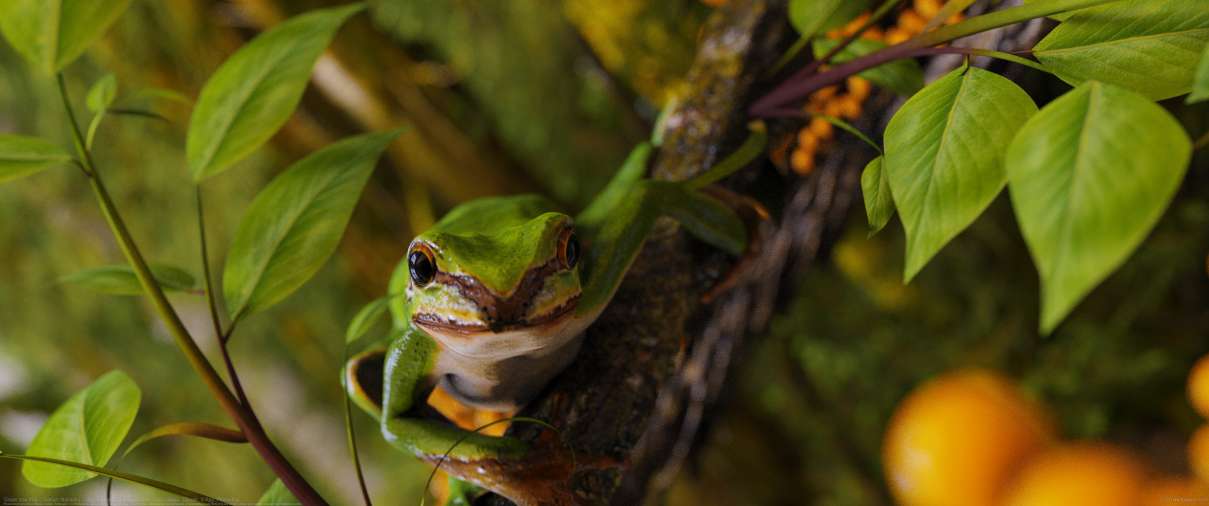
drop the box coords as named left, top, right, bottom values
left=430, top=194, right=560, bottom=235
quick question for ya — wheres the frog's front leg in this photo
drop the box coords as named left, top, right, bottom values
left=344, top=327, right=528, bottom=462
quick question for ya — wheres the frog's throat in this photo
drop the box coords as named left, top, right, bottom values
left=412, top=255, right=579, bottom=334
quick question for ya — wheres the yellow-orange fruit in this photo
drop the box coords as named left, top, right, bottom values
left=808, top=117, right=834, bottom=139
left=842, top=14, right=871, bottom=36
left=790, top=149, right=814, bottom=175
left=847, top=76, right=872, bottom=100
left=813, top=85, right=839, bottom=102
left=886, top=27, right=912, bottom=45
left=862, top=26, right=885, bottom=41
left=898, top=10, right=928, bottom=34
left=797, top=130, right=819, bottom=154
left=882, top=369, right=1055, bottom=506
left=1189, top=424, right=1209, bottom=483
left=1000, top=443, right=1148, bottom=506
left=914, top=0, right=942, bottom=19
left=837, top=96, right=863, bottom=119
left=1141, top=476, right=1209, bottom=506
left=1187, top=354, right=1209, bottom=419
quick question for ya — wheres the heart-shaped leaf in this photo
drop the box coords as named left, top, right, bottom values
left=0, top=135, right=73, bottom=184
left=1034, top=0, right=1209, bottom=101
left=187, top=3, right=364, bottom=182
left=257, top=480, right=299, bottom=506
left=789, top=0, right=871, bottom=40
left=813, top=38, right=924, bottom=96
left=60, top=264, right=197, bottom=296
left=223, top=129, right=400, bottom=320
left=1190, top=42, right=1209, bottom=104
left=1006, top=81, right=1192, bottom=333
left=22, top=371, right=141, bottom=488
left=0, top=0, right=132, bottom=74
left=884, top=66, right=1037, bottom=281
left=861, top=156, right=894, bottom=236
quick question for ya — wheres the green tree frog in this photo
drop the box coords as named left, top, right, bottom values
left=344, top=139, right=757, bottom=502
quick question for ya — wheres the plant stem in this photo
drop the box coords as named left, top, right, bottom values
left=57, top=74, right=329, bottom=506
left=749, top=0, right=1119, bottom=117
left=807, top=0, right=907, bottom=75
left=197, top=187, right=254, bottom=410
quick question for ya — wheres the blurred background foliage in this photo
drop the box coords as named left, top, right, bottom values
left=0, top=0, right=1206, bottom=504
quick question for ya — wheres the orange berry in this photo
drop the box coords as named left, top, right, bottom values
left=812, top=85, right=839, bottom=102
left=839, top=97, right=862, bottom=119
left=842, top=14, right=871, bottom=36
left=1142, top=476, right=1209, bottom=506
left=947, top=12, right=965, bottom=25
left=898, top=10, right=928, bottom=35
left=1188, top=354, right=1209, bottom=418
left=822, top=99, right=846, bottom=119
left=886, top=27, right=912, bottom=45
left=882, top=369, right=1055, bottom=506
left=797, top=129, right=819, bottom=153
left=1190, top=424, right=1209, bottom=483
left=809, top=117, right=834, bottom=139
left=1000, top=442, right=1148, bottom=506
left=861, top=26, right=884, bottom=41
left=848, top=76, right=872, bottom=100
left=914, top=0, right=942, bottom=19
left=790, top=149, right=814, bottom=175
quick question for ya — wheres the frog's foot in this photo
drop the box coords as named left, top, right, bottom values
left=423, top=429, right=624, bottom=506
left=699, top=185, right=770, bottom=304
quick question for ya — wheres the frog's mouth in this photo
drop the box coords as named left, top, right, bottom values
left=412, top=256, right=581, bottom=336
left=413, top=296, right=579, bottom=334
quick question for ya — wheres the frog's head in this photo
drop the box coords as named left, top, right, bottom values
left=402, top=207, right=588, bottom=358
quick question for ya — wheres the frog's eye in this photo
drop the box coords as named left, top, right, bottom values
left=558, top=228, right=580, bottom=269
left=408, top=244, right=437, bottom=287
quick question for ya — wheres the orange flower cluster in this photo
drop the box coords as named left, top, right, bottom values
left=788, top=0, right=964, bottom=176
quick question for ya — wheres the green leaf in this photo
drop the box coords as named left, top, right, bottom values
left=2, top=454, right=228, bottom=504
left=60, top=264, right=197, bottom=296
left=820, top=115, right=882, bottom=153
left=86, top=74, right=117, bottom=112
left=813, top=38, right=924, bottom=96
left=861, top=156, right=894, bottom=236
left=346, top=296, right=392, bottom=344
left=924, top=0, right=977, bottom=31
left=884, top=66, right=1038, bottom=281
left=789, top=0, right=871, bottom=40
left=22, top=371, right=141, bottom=488
left=125, top=422, right=246, bottom=455
left=1033, top=0, right=1209, bottom=101
left=1006, top=82, right=1191, bottom=333
left=1022, top=0, right=1079, bottom=21
left=186, top=3, right=364, bottom=182
left=257, top=480, right=299, bottom=506
left=1190, top=42, right=1209, bottom=104
left=223, top=129, right=400, bottom=319
left=86, top=74, right=118, bottom=149
left=0, top=135, right=73, bottom=184
left=0, top=0, right=132, bottom=74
